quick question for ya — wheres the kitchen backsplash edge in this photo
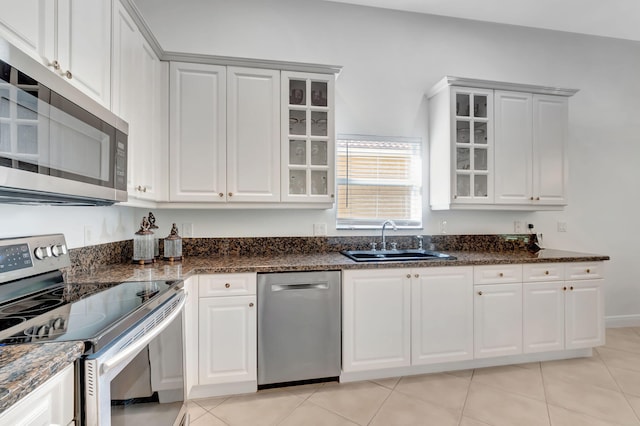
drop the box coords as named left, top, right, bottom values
left=65, top=234, right=531, bottom=275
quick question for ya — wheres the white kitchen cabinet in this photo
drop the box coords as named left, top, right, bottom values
left=342, top=269, right=411, bottom=372
left=0, top=364, right=74, bottom=426
left=494, top=92, right=568, bottom=206
left=523, top=262, right=604, bottom=352
left=113, top=1, right=162, bottom=201
left=195, top=273, right=257, bottom=392
left=428, top=84, right=494, bottom=209
left=169, top=62, right=226, bottom=202
left=474, top=282, right=523, bottom=358
left=565, top=263, right=605, bottom=349
left=428, top=76, right=577, bottom=210
left=0, top=0, right=111, bottom=107
left=281, top=71, right=335, bottom=203
left=170, top=64, right=280, bottom=203
left=227, top=67, right=281, bottom=202
left=411, top=266, right=473, bottom=364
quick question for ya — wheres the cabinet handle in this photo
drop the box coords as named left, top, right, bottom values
left=218, top=192, right=224, bottom=197
left=249, top=303, right=254, bottom=307
left=406, top=274, right=411, bottom=279
left=331, top=194, right=335, bottom=198
left=530, top=197, right=534, bottom=201
left=586, top=269, right=591, bottom=274
left=570, top=286, right=574, bottom=290
left=536, top=197, right=540, bottom=201
left=228, top=192, right=233, bottom=197
left=478, top=291, right=483, bottom=296
left=414, top=274, right=419, bottom=278
left=499, top=272, right=504, bottom=277
left=563, top=286, right=567, bottom=291
left=453, top=195, right=458, bottom=199
left=545, top=271, right=549, bottom=275
left=50, top=60, right=61, bottom=70
left=225, top=283, right=230, bottom=288
left=64, top=70, right=72, bottom=79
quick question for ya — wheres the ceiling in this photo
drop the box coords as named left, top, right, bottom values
left=322, top=0, right=640, bottom=42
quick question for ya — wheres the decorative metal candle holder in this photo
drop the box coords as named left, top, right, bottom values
left=163, top=223, right=183, bottom=262
left=148, top=212, right=159, bottom=258
left=132, top=216, right=155, bottom=264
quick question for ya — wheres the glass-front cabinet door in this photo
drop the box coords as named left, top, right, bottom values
left=281, top=71, right=335, bottom=203
left=451, top=87, right=493, bottom=204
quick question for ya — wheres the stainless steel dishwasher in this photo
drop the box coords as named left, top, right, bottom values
left=258, top=271, right=341, bottom=386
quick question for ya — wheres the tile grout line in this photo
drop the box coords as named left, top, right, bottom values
left=456, top=368, right=476, bottom=426
left=539, top=360, right=554, bottom=426
left=365, top=380, right=395, bottom=426
left=596, top=344, right=640, bottom=424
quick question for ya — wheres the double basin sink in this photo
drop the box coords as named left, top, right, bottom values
left=341, top=249, right=456, bottom=263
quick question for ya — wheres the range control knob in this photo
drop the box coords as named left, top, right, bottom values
left=34, top=246, right=52, bottom=260
left=51, top=244, right=68, bottom=257
left=51, top=318, right=65, bottom=330
left=36, top=324, right=50, bottom=339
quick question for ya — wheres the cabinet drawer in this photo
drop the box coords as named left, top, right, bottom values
left=565, top=262, right=604, bottom=280
left=474, top=264, right=522, bottom=284
left=523, top=263, right=565, bottom=282
left=199, top=273, right=257, bottom=297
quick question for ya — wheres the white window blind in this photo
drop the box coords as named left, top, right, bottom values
left=336, top=135, right=422, bottom=229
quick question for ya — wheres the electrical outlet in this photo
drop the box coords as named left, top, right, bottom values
left=181, top=223, right=193, bottom=237
left=440, top=219, right=447, bottom=234
left=557, top=221, right=567, bottom=232
left=313, top=223, right=327, bottom=236
left=514, top=221, right=523, bottom=233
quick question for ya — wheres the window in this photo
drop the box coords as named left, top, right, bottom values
left=336, top=135, right=422, bottom=229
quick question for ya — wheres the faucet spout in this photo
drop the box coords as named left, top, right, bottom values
left=381, top=219, right=398, bottom=251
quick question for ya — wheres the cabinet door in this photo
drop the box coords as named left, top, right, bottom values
left=474, top=283, right=523, bottom=358
left=411, top=267, right=473, bottom=364
left=494, top=90, right=533, bottom=204
left=227, top=67, right=280, bottom=202
left=169, top=62, right=227, bottom=202
left=0, top=364, right=74, bottom=426
left=198, top=296, right=257, bottom=385
left=565, top=279, right=605, bottom=349
left=56, top=0, right=111, bottom=107
left=533, top=95, right=568, bottom=205
left=523, top=282, right=565, bottom=353
left=0, top=0, right=53, bottom=62
left=342, top=269, right=410, bottom=372
left=451, top=87, right=493, bottom=204
left=281, top=71, right=335, bottom=203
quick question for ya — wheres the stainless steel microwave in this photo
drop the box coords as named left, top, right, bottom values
left=0, top=38, right=127, bottom=206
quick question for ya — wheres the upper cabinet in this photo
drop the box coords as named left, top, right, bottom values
left=428, top=77, right=577, bottom=211
left=169, top=63, right=336, bottom=207
left=0, top=0, right=112, bottom=107
left=281, top=72, right=335, bottom=203
left=112, top=0, right=162, bottom=202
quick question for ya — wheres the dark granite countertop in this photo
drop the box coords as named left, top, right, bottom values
left=65, top=248, right=610, bottom=283
left=0, top=247, right=609, bottom=414
left=0, top=341, right=84, bottom=414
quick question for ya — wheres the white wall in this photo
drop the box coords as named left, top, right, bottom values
left=2, top=0, right=638, bottom=320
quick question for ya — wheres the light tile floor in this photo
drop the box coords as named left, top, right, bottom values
left=188, top=327, right=640, bottom=425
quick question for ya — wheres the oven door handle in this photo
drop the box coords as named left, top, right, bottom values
left=101, top=294, right=187, bottom=375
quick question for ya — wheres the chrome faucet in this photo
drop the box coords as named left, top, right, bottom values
left=381, top=219, right=397, bottom=251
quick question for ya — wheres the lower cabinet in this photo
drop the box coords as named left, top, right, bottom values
left=474, top=282, right=523, bottom=358
left=342, top=269, right=411, bottom=372
left=342, top=266, right=473, bottom=372
left=0, top=364, right=74, bottom=426
left=185, top=273, right=257, bottom=398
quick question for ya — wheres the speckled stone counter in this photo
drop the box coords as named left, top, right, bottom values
left=0, top=341, right=84, bottom=414
left=65, top=248, right=609, bottom=284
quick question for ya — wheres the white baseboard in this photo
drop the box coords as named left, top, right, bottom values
left=606, top=315, right=640, bottom=328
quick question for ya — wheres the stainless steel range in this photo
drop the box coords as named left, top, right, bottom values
left=0, top=234, right=188, bottom=426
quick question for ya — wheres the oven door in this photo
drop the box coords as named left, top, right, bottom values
left=84, top=292, right=187, bottom=426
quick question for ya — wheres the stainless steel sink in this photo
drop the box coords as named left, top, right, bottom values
left=341, top=249, right=456, bottom=262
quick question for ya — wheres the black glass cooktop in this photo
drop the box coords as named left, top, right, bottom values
left=0, top=280, right=180, bottom=350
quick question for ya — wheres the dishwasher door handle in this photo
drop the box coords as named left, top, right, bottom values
left=271, top=283, right=329, bottom=291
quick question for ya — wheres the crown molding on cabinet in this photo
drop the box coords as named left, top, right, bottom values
left=427, top=76, right=579, bottom=98
left=119, top=0, right=342, bottom=75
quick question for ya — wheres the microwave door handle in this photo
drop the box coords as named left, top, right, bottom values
left=100, top=294, right=187, bottom=375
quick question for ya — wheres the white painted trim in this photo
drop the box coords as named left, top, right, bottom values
left=339, top=348, right=592, bottom=383
left=188, top=381, right=257, bottom=399
left=606, top=315, right=640, bottom=328
left=427, top=76, right=579, bottom=98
